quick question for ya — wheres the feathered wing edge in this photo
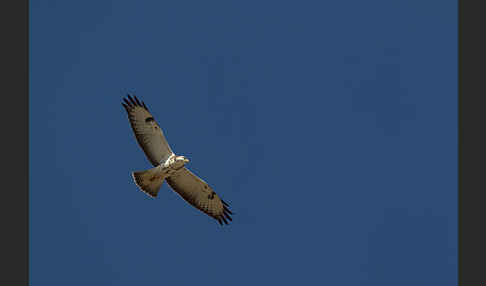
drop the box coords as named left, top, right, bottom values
left=121, top=94, right=149, bottom=112
left=166, top=173, right=234, bottom=226
left=219, top=199, right=234, bottom=226
left=121, top=94, right=174, bottom=167
left=207, top=198, right=234, bottom=226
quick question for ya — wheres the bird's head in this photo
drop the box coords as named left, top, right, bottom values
left=177, top=156, right=190, bottom=164
left=172, top=155, right=189, bottom=169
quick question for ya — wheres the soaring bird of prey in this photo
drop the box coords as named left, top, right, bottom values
left=122, top=95, right=233, bottom=225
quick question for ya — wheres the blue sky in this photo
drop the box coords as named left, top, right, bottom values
left=30, top=1, right=457, bottom=285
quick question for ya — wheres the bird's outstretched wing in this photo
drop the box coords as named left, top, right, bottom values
left=122, top=95, right=174, bottom=166
left=166, top=167, right=233, bottom=225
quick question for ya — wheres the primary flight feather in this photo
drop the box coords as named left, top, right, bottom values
left=122, top=95, right=233, bottom=225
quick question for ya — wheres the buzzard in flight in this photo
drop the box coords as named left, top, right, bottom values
left=122, top=95, right=233, bottom=225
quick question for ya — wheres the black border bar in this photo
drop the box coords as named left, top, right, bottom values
left=459, top=0, right=485, bottom=285
left=0, top=0, right=29, bottom=285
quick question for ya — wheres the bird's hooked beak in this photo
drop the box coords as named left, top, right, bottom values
left=183, top=158, right=190, bottom=164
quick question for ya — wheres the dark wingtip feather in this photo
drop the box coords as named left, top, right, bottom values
left=122, top=103, right=128, bottom=110
left=224, top=212, right=232, bottom=221
left=222, top=200, right=230, bottom=207
left=142, top=101, right=148, bottom=110
left=223, top=206, right=233, bottom=215
left=124, top=94, right=148, bottom=110
left=134, top=96, right=142, bottom=106
left=221, top=216, right=228, bottom=225
left=123, top=98, right=132, bottom=107
left=127, top=94, right=137, bottom=106
left=217, top=218, right=223, bottom=225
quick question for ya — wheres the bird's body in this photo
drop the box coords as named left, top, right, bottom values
left=131, top=154, right=187, bottom=197
left=122, top=95, right=232, bottom=225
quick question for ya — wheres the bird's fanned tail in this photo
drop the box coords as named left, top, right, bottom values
left=132, top=166, right=166, bottom=198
